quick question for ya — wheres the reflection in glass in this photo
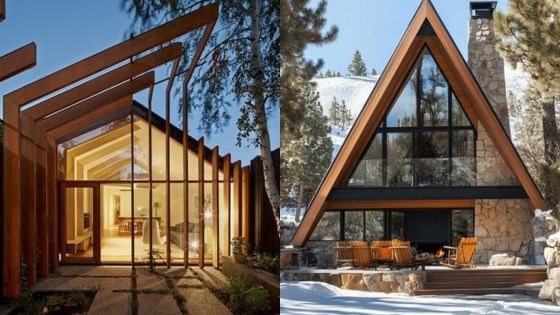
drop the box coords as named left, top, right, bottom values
left=451, top=209, right=474, bottom=246
left=452, top=93, right=471, bottom=126
left=365, top=211, right=384, bottom=242
left=387, top=133, right=413, bottom=186
left=310, top=212, right=340, bottom=241
left=418, top=50, right=448, bottom=126
left=390, top=211, right=404, bottom=240
left=416, top=132, right=448, bottom=186
left=203, top=183, right=213, bottom=261
left=187, top=183, right=199, bottom=263
left=387, top=67, right=417, bottom=127
left=348, top=134, right=382, bottom=186
left=170, top=183, right=185, bottom=261
left=344, top=211, right=364, bottom=240
left=452, top=130, right=476, bottom=186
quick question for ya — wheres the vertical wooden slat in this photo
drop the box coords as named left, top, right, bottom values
left=148, top=87, right=154, bottom=267
left=232, top=161, right=241, bottom=239
left=222, top=154, right=231, bottom=256
left=182, top=88, right=189, bottom=267
left=241, top=166, right=250, bottom=242
left=47, top=144, right=58, bottom=271
left=36, top=146, right=48, bottom=278
left=93, top=184, right=101, bottom=262
left=130, top=111, right=135, bottom=267
left=21, top=136, right=37, bottom=283
left=198, top=138, right=205, bottom=267
left=211, top=147, right=219, bottom=267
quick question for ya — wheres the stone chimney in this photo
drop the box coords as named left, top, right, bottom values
left=468, top=1, right=510, bottom=136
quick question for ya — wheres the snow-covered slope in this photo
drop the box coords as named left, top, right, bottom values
left=312, top=75, right=378, bottom=156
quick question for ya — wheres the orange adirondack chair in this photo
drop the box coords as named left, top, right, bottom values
left=371, top=240, right=393, bottom=260
left=391, top=246, right=414, bottom=269
left=334, top=241, right=354, bottom=267
left=441, top=237, right=478, bottom=269
left=351, top=241, right=374, bottom=268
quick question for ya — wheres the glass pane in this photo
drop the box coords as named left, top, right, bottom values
left=387, top=133, right=413, bottom=186
left=170, top=183, right=185, bottom=261
left=390, top=211, right=404, bottom=240
left=365, top=211, right=384, bottom=242
left=452, top=93, right=471, bottom=126
left=133, top=115, right=149, bottom=180
left=151, top=127, right=167, bottom=180
left=100, top=183, right=131, bottom=262
left=348, top=134, right=382, bottom=186
left=133, top=183, right=154, bottom=264
left=451, top=209, right=474, bottom=246
left=187, top=183, right=199, bottom=263
left=386, top=66, right=417, bottom=127
left=344, top=211, right=364, bottom=241
left=59, top=115, right=132, bottom=181
left=416, top=132, right=449, bottom=186
left=310, top=212, right=340, bottom=241
left=203, top=183, right=213, bottom=261
left=418, top=50, right=448, bottom=126
left=65, top=187, right=94, bottom=259
left=219, top=182, right=228, bottom=257
left=452, top=130, right=476, bottom=186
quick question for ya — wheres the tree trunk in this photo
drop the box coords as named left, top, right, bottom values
left=295, top=182, right=304, bottom=223
left=543, top=98, right=559, bottom=165
left=250, top=0, right=282, bottom=235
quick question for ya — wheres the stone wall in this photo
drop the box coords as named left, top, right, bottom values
left=474, top=199, right=534, bottom=264
left=468, top=17, right=510, bottom=135
left=539, top=232, right=560, bottom=304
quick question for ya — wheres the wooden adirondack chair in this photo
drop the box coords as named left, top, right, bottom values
left=392, top=240, right=410, bottom=247
left=371, top=240, right=393, bottom=260
left=441, top=237, right=478, bottom=269
left=351, top=241, right=374, bottom=268
left=391, top=246, right=414, bottom=269
left=334, top=241, right=354, bottom=267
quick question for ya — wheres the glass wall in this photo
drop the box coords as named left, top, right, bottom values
left=346, top=47, right=517, bottom=187
left=64, top=187, right=94, bottom=259
left=58, top=109, right=229, bottom=266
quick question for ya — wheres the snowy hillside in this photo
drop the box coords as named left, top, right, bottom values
left=312, top=75, right=378, bottom=155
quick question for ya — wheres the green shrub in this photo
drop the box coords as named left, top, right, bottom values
left=225, top=276, right=271, bottom=315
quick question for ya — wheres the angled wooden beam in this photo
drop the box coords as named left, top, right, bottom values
left=0, top=0, right=5, bottom=22
left=212, top=147, right=219, bottom=267
left=0, top=43, right=36, bottom=82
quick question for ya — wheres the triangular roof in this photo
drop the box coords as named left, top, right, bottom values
left=291, top=0, right=545, bottom=247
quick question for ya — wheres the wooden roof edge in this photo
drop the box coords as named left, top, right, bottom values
left=0, top=43, right=37, bottom=83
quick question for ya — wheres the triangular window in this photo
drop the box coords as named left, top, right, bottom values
left=347, top=47, right=477, bottom=187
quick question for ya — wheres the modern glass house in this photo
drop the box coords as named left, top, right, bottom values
left=1, top=4, right=278, bottom=299
left=291, top=0, right=545, bottom=263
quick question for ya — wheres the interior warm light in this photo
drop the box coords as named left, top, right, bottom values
left=190, top=240, right=199, bottom=251
left=204, top=209, right=213, bottom=220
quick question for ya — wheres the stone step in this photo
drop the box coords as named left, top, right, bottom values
left=424, top=281, right=516, bottom=289
left=426, top=273, right=546, bottom=284
left=415, top=287, right=517, bottom=296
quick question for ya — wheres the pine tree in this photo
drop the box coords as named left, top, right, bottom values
left=336, top=71, right=342, bottom=77
left=339, top=99, right=354, bottom=130
left=328, top=96, right=340, bottom=125
left=347, top=49, right=368, bottom=76
left=324, top=69, right=333, bottom=77
left=281, top=82, right=333, bottom=222
left=371, top=68, right=377, bottom=75
left=280, top=0, right=338, bottom=140
left=495, top=0, right=560, bottom=165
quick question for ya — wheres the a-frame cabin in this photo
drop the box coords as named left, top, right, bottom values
left=291, top=0, right=545, bottom=264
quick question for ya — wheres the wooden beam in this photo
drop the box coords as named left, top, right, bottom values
left=241, top=166, right=250, bottom=242
left=232, top=161, right=242, bottom=238
left=325, top=199, right=476, bottom=210
left=212, top=147, right=219, bottom=267
left=0, top=0, right=5, bottom=21
left=222, top=154, right=231, bottom=256
left=0, top=43, right=36, bottom=82
left=198, top=138, right=205, bottom=267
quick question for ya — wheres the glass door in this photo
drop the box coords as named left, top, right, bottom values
left=60, top=182, right=100, bottom=263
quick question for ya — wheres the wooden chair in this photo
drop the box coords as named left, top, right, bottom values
left=392, top=240, right=410, bottom=247
left=334, top=241, right=354, bottom=267
left=351, top=241, right=374, bottom=268
left=441, top=237, right=478, bottom=269
left=390, top=246, right=414, bottom=269
left=371, top=240, right=393, bottom=260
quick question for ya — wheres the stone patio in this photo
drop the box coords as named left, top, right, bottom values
left=29, top=265, right=232, bottom=315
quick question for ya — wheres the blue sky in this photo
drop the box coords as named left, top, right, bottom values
left=305, top=0, right=508, bottom=77
left=0, top=0, right=279, bottom=165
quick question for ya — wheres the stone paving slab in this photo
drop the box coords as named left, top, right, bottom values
left=136, top=268, right=169, bottom=291
left=57, top=265, right=132, bottom=277
left=33, top=276, right=131, bottom=291
left=192, top=267, right=229, bottom=290
left=138, top=293, right=182, bottom=315
left=88, top=289, right=132, bottom=315
left=176, top=276, right=203, bottom=287
left=179, top=287, right=232, bottom=315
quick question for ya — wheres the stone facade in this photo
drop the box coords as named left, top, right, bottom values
left=474, top=199, right=534, bottom=264
left=539, top=232, right=560, bottom=305
left=468, top=17, right=510, bottom=135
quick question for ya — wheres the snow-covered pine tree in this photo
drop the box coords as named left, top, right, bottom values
left=371, top=68, right=377, bottom=75
left=328, top=96, right=340, bottom=126
left=348, top=49, right=367, bottom=76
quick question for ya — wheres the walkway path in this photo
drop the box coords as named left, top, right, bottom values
left=31, top=265, right=232, bottom=315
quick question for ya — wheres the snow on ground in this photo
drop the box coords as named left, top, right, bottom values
left=281, top=281, right=559, bottom=315
left=281, top=207, right=300, bottom=224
